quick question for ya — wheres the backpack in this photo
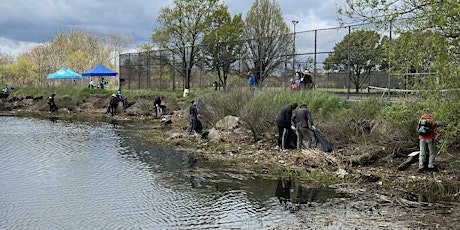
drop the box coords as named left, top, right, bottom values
left=418, top=114, right=434, bottom=137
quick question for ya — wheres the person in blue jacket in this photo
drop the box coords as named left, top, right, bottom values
left=248, top=71, right=256, bottom=91
left=189, top=100, right=198, bottom=135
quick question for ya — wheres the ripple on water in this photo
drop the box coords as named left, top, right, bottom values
left=0, top=117, right=300, bottom=229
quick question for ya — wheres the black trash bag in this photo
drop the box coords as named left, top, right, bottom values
left=162, top=106, right=170, bottom=115
left=122, top=97, right=135, bottom=109
left=313, top=130, right=332, bottom=152
left=285, top=128, right=297, bottom=149
left=195, top=118, right=203, bottom=133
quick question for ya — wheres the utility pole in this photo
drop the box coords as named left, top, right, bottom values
left=292, top=20, right=299, bottom=74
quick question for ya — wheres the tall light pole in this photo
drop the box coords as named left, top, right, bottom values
left=292, top=20, right=299, bottom=74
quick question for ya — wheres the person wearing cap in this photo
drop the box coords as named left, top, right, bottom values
left=116, top=89, right=131, bottom=109
left=106, top=93, right=119, bottom=116
left=276, top=102, right=298, bottom=151
left=295, top=104, right=315, bottom=149
left=116, top=89, right=123, bottom=102
left=247, top=71, right=256, bottom=91
left=302, top=69, right=313, bottom=89
left=47, top=93, right=58, bottom=112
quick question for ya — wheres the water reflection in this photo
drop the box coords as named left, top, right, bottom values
left=275, top=176, right=347, bottom=210
left=0, top=116, right=301, bottom=229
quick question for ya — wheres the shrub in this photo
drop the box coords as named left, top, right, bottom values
left=193, top=89, right=351, bottom=142
left=195, top=89, right=253, bottom=128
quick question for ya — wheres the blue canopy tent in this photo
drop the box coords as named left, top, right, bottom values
left=46, top=67, right=82, bottom=87
left=47, top=67, right=82, bottom=79
left=82, top=64, right=118, bottom=89
left=82, top=64, right=118, bottom=77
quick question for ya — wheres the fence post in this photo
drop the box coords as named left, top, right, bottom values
left=347, top=26, right=351, bottom=100
left=314, top=29, right=317, bottom=90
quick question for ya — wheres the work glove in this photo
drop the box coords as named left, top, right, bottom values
left=311, top=125, right=316, bottom=131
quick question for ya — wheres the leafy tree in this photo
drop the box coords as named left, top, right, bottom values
left=68, top=51, right=89, bottom=76
left=2, top=29, right=127, bottom=88
left=137, top=43, right=154, bottom=52
left=324, top=30, right=383, bottom=92
left=382, top=30, right=451, bottom=95
left=48, top=30, right=107, bottom=72
left=18, top=29, right=112, bottom=87
left=151, top=0, right=227, bottom=95
left=377, top=35, right=391, bottom=71
left=18, top=30, right=115, bottom=87
left=24, top=44, right=52, bottom=86
left=201, top=7, right=244, bottom=91
left=48, top=30, right=111, bottom=72
left=9, top=56, right=37, bottom=87
left=0, top=50, right=13, bottom=64
left=0, top=50, right=14, bottom=86
left=244, top=0, right=293, bottom=86
left=338, top=0, right=460, bottom=150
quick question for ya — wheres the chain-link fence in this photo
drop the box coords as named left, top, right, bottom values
left=119, top=23, right=404, bottom=93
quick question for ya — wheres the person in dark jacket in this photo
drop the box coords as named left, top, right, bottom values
left=295, top=104, right=316, bottom=149
left=2, top=85, right=9, bottom=100
left=154, top=96, right=166, bottom=118
left=108, top=94, right=118, bottom=116
left=47, top=93, right=58, bottom=112
left=189, top=100, right=198, bottom=135
left=276, top=102, right=298, bottom=151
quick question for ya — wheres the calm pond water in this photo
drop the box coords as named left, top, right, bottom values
left=3, top=116, right=459, bottom=229
left=0, top=116, right=342, bottom=229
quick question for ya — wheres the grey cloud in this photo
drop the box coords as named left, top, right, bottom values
left=0, top=0, right=343, bottom=55
left=0, top=0, right=166, bottom=43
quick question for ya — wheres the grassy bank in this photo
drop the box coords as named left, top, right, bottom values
left=8, top=86, right=458, bottom=154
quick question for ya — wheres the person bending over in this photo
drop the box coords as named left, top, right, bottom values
left=154, top=96, right=166, bottom=118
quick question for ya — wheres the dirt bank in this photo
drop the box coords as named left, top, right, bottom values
left=2, top=93, right=460, bottom=228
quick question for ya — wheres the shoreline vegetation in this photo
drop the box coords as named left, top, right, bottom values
left=1, top=87, right=460, bottom=204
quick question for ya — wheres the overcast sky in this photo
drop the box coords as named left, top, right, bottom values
left=0, top=0, right=347, bottom=57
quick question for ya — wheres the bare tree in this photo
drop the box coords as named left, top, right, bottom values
left=244, top=0, right=293, bottom=86
left=102, top=33, right=133, bottom=67
left=151, top=0, right=227, bottom=96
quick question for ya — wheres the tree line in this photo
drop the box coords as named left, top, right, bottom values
left=1, top=0, right=459, bottom=102
left=0, top=29, right=132, bottom=88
